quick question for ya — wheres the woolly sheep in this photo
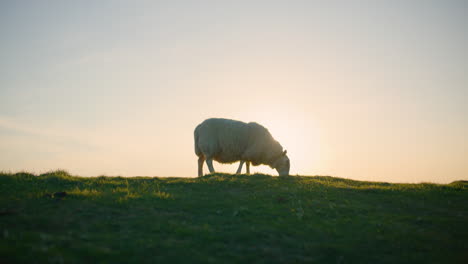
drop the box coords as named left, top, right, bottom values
left=194, top=118, right=290, bottom=177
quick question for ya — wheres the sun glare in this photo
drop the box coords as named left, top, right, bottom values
left=236, top=108, right=321, bottom=176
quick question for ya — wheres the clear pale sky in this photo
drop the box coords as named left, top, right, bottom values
left=1, top=1, right=467, bottom=183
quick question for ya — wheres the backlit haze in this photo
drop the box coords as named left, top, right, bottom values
left=1, top=1, right=467, bottom=183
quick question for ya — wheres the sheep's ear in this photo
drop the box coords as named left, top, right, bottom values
left=283, top=150, right=287, bottom=156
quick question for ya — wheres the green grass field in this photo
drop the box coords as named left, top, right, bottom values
left=0, top=170, right=467, bottom=263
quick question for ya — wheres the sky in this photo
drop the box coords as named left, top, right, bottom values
left=0, top=0, right=467, bottom=183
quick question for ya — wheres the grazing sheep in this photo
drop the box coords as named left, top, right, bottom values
left=194, top=118, right=290, bottom=177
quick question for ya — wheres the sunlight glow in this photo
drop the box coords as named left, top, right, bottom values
left=234, top=107, right=321, bottom=176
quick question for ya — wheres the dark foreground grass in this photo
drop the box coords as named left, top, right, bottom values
left=0, top=171, right=467, bottom=263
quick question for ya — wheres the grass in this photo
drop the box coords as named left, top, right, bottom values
left=0, top=170, right=467, bottom=263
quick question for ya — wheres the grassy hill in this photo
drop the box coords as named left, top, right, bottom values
left=0, top=170, right=466, bottom=263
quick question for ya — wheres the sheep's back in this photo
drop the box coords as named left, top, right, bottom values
left=195, top=118, right=250, bottom=163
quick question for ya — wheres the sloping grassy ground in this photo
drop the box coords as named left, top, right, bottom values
left=0, top=171, right=466, bottom=264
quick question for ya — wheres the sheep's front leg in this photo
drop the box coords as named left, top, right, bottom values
left=198, top=156, right=205, bottom=177
left=206, top=158, right=215, bottom=174
left=246, top=161, right=250, bottom=174
left=236, top=161, right=245, bottom=174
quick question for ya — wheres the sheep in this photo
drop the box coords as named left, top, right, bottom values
left=194, top=118, right=290, bottom=177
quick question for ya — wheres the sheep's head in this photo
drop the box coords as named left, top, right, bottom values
left=274, top=150, right=290, bottom=176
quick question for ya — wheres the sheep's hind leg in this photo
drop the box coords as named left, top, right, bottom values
left=198, top=156, right=205, bottom=177
left=246, top=161, right=251, bottom=174
left=206, top=158, right=215, bottom=174
left=236, top=161, right=245, bottom=174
